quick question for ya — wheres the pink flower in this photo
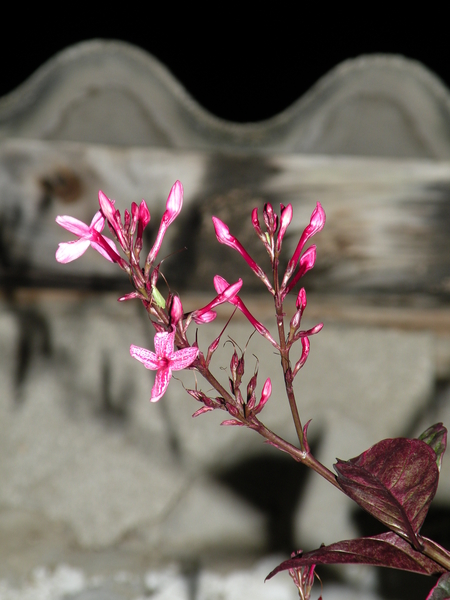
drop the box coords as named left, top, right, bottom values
left=55, top=211, right=120, bottom=264
left=282, top=202, right=325, bottom=287
left=213, top=275, right=278, bottom=348
left=212, top=216, right=273, bottom=292
left=98, top=190, right=128, bottom=251
left=146, top=181, right=183, bottom=267
left=169, top=295, right=184, bottom=326
left=130, top=329, right=198, bottom=402
left=276, top=203, right=293, bottom=252
left=190, top=278, right=243, bottom=324
left=283, top=245, right=317, bottom=298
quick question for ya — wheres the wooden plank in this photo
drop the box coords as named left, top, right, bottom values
left=1, top=139, right=450, bottom=303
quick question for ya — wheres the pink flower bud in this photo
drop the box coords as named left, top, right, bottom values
left=283, top=202, right=325, bottom=287
left=293, top=338, right=310, bottom=377
left=276, top=203, right=293, bottom=252
left=98, top=190, right=116, bottom=222
left=213, top=275, right=279, bottom=348
left=139, top=199, right=151, bottom=229
left=255, top=377, right=272, bottom=413
left=146, top=181, right=183, bottom=267
left=164, top=180, right=183, bottom=226
left=193, top=310, right=217, bottom=324
left=192, top=406, right=214, bottom=418
left=252, top=207, right=263, bottom=237
left=207, top=335, right=221, bottom=356
left=118, top=291, right=144, bottom=302
left=98, top=190, right=129, bottom=251
left=283, top=245, right=317, bottom=296
left=169, top=295, right=183, bottom=326
left=212, top=217, right=272, bottom=289
left=263, top=203, right=277, bottom=235
left=247, top=372, right=258, bottom=399
left=296, top=288, right=307, bottom=311
left=190, top=279, right=243, bottom=323
left=290, top=310, right=301, bottom=331
left=124, top=208, right=131, bottom=233
left=128, top=203, right=138, bottom=239
left=290, top=289, right=307, bottom=331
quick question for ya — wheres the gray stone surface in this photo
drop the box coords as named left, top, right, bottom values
left=1, top=41, right=450, bottom=157
left=0, top=560, right=382, bottom=600
left=0, top=295, right=438, bottom=560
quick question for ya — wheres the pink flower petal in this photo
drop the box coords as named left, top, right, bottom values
left=90, top=211, right=106, bottom=232
left=56, top=215, right=91, bottom=237
left=56, top=239, right=90, bottom=263
left=129, top=345, right=160, bottom=370
left=154, top=329, right=175, bottom=358
left=170, top=347, right=199, bottom=370
left=151, top=367, right=172, bottom=402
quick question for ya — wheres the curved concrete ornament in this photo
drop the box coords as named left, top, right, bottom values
left=1, top=40, right=450, bottom=157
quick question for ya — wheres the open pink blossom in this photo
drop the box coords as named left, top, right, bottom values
left=130, top=329, right=198, bottom=402
left=55, top=211, right=120, bottom=263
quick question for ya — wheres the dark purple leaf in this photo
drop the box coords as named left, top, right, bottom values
left=266, top=532, right=445, bottom=580
left=419, top=423, right=448, bottom=473
left=426, top=572, right=450, bottom=600
left=334, top=438, right=438, bottom=548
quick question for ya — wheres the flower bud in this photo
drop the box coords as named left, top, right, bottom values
left=283, top=202, right=325, bottom=287
left=276, top=203, right=293, bottom=252
left=169, top=295, right=183, bottom=326
left=212, top=217, right=272, bottom=289
left=255, top=377, right=272, bottom=413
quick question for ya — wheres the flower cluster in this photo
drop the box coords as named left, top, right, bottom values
left=56, top=183, right=325, bottom=407
left=55, top=181, right=450, bottom=599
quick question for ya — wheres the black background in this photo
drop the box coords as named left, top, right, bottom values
left=1, top=9, right=448, bottom=123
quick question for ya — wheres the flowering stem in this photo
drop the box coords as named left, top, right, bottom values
left=195, top=356, right=340, bottom=490
left=272, top=253, right=305, bottom=450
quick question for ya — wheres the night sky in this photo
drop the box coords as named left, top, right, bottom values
left=2, top=9, right=448, bottom=123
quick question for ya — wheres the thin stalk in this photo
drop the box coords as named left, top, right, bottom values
left=274, top=296, right=305, bottom=449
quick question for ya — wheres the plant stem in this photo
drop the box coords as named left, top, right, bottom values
left=253, top=419, right=342, bottom=491
left=274, top=294, right=305, bottom=450
left=422, top=537, right=450, bottom=572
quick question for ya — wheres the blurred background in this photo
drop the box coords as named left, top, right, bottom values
left=1, top=8, right=450, bottom=600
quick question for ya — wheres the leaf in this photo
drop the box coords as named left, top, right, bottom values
left=266, top=532, right=445, bottom=580
left=419, top=423, right=448, bottom=472
left=334, top=438, right=439, bottom=548
left=426, top=572, right=450, bottom=600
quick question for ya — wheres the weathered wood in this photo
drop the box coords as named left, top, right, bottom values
left=1, top=138, right=450, bottom=303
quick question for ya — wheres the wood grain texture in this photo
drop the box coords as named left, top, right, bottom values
left=1, top=139, right=450, bottom=305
